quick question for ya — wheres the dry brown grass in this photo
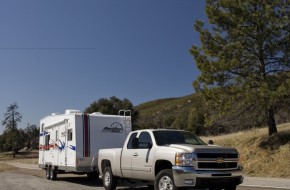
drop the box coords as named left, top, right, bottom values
left=0, top=162, right=16, bottom=172
left=0, top=151, right=38, bottom=172
left=6, top=158, right=38, bottom=164
left=201, top=123, right=290, bottom=178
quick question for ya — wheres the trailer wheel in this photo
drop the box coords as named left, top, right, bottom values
left=50, top=167, right=57, bottom=181
left=155, top=169, right=177, bottom=190
left=46, top=166, right=51, bottom=180
left=103, top=166, right=117, bottom=190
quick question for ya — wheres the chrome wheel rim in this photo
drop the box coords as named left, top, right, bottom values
left=158, top=176, right=173, bottom=190
left=104, top=171, right=111, bottom=187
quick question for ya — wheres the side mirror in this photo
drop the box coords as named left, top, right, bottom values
left=208, top=140, right=214, bottom=145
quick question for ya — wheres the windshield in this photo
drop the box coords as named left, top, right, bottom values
left=153, top=130, right=206, bottom=146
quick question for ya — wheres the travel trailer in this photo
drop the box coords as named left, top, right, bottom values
left=38, top=109, right=131, bottom=180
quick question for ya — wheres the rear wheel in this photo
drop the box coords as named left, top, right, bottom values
left=46, top=166, right=51, bottom=180
left=154, top=169, right=177, bottom=190
left=103, top=166, right=117, bottom=190
left=50, top=167, right=57, bottom=180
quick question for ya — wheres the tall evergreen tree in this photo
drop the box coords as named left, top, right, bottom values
left=2, top=103, right=22, bottom=156
left=2, top=103, right=22, bottom=131
left=191, top=0, right=290, bottom=136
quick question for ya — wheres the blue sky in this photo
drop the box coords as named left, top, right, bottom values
left=0, top=0, right=207, bottom=133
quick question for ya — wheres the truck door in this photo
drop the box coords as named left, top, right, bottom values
left=121, top=132, right=137, bottom=178
left=131, top=132, right=153, bottom=180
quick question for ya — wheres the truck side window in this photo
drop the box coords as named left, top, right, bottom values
left=127, top=132, right=138, bottom=149
left=138, top=132, right=152, bottom=149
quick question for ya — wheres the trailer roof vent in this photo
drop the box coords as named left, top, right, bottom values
left=65, top=109, right=80, bottom=114
left=91, top=112, right=102, bottom=115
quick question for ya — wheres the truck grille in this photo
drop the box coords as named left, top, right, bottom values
left=197, top=153, right=238, bottom=159
left=198, top=162, right=238, bottom=169
left=195, top=152, right=239, bottom=170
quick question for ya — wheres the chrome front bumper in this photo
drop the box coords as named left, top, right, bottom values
left=172, top=166, right=243, bottom=188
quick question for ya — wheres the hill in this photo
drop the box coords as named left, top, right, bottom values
left=201, top=123, right=290, bottom=178
left=134, top=94, right=201, bottom=130
left=134, top=93, right=290, bottom=134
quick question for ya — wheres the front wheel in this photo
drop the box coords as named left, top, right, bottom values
left=103, top=166, right=117, bottom=190
left=155, top=169, right=177, bottom=190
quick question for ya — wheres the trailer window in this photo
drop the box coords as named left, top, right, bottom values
left=45, top=135, right=50, bottom=150
left=41, top=123, right=44, bottom=132
left=68, top=129, right=73, bottom=141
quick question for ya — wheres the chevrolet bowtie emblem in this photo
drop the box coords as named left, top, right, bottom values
left=216, top=157, right=224, bottom=163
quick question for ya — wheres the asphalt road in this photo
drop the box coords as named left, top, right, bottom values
left=1, top=161, right=289, bottom=190
left=0, top=171, right=288, bottom=190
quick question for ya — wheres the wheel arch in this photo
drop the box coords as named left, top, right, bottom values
left=101, top=160, right=111, bottom=173
left=154, top=160, right=173, bottom=176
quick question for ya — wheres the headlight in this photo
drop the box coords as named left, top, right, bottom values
left=175, top=153, right=194, bottom=166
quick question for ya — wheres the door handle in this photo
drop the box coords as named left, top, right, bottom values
left=133, top=153, right=138, bottom=156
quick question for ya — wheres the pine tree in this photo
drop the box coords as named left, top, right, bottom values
left=191, top=0, right=290, bottom=136
left=2, top=103, right=22, bottom=157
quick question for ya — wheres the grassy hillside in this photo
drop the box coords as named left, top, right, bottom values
left=135, top=94, right=200, bottom=129
left=136, top=94, right=196, bottom=116
left=201, top=123, right=290, bottom=178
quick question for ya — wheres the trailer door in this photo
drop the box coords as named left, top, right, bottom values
left=58, top=120, right=68, bottom=168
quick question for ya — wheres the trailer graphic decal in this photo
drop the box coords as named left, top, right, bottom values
left=102, top=122, right=123, bottom=133
left=57, top=140, right=65, bottom=151
left=39, top=130, right=49, bottom=136
left=69, top=145, right=76, bottom=151
left=83, top=114, right=90, bottom=157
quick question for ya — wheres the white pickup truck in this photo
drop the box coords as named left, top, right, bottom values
left=98, top=129, right=243, bottom=190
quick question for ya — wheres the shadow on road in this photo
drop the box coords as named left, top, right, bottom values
left=55, top=176, right=149, bottom=189
left=56, top=176, right=102, bottom=187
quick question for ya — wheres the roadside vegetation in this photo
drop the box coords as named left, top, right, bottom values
left=202, top=123, right=290, bottom=178
left=0, top=162, right=15, bottom=172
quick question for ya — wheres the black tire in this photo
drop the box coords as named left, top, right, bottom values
left=225, top=186, right=236, bottom=190
left=209, top=187, right=236, bottom=190
left=103, top=166, right=117, bottom=190
left=50, top=167, right=57, bottom=181
left=87, top=172, right=98, bottom=180
left=147, top=185, right=154, bottom=190
left=46, top=166, right=51, bottom=180
left=154, top=169, right=177, bottom=190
